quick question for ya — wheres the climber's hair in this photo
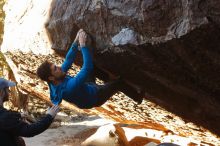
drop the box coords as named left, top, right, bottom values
left=36, top=60, right=52, bottom=82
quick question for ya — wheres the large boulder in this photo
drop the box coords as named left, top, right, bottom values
left=46, top=0, right=220, bottom=135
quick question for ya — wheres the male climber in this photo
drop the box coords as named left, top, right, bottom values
left=37, top=29, right=143, bottom=109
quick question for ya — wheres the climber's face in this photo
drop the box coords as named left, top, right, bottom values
left=49, top=64, right=66, bottom=81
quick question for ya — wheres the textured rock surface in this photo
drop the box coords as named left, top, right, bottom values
left=46, top=0, right=209, bottom=50
left=1, top=0, right=220, bottom=139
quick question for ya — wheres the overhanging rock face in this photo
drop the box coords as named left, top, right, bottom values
left=47, top=0, right=210, bottom=50
left=46, top=0, right=220, bottom=135
left=1, top=0, right=220, bottom=138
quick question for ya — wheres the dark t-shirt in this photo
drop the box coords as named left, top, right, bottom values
left=0, top=106, right=53, bottom=146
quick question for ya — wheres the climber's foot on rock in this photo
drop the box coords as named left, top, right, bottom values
left=120, top=80, right=144, bottom=104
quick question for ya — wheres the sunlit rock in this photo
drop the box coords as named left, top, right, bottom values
left=1, top=0, right=53, bottom=54
left=81, top=123, right=201, bottom=146
left=112, top=28, right=138, bottom=46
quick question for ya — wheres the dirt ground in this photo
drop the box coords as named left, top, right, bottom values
left=24, top=115, right=114, bottom=146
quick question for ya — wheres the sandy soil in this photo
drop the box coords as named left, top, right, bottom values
left=24, top=114, right=115, bottom=146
